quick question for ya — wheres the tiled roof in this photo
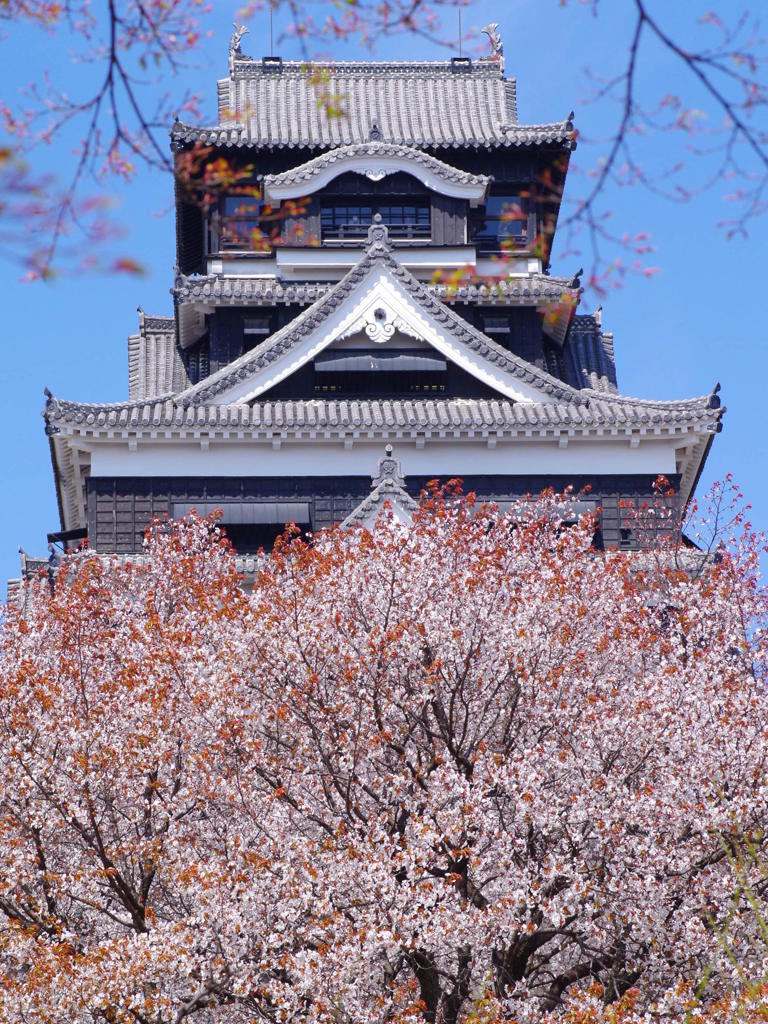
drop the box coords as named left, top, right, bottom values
left=571, top=312, right=604, bottom=332
left=173, top=271, right=580, bottom=309
left=6, top=551, right=269, bottom=602
left=128, top=313, right=188, bottom=401
left=262, top=142, right=490, bottom=196
left=169, top=58, right=575, bottom=151
left=561, top=332, right=617, bottom=394
left=570, top=315, right=616, bottom=392
left=44, top=392, right=724, bottom=437
left=176, top=237, right=582, bottom=405
left=171, top=117, right=575, bottom=153
left=431, top=276, right=578, bottom=305
left=544, top=311, right=617, bottom=395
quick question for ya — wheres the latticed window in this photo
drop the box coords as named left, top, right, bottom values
left=482, top=315, right=511, bottom=335
left=321, top=202, right=430, bottom=240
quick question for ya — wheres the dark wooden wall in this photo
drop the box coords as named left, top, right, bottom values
left=455, top=306, right=545, bottom=368
left=430, top=193, right=465, bottom=246
left=87, top=474, right=682, bottom=555
left=177, top=147, right=564, bottom=269
left=206, top=304, right=307, bottom=377
left=176, top=190, right=205, bottom=274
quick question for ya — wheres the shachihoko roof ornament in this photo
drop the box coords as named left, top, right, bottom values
left=482, top=23, right=503, bottom=59
left=229, top=23, right=248, bottom=60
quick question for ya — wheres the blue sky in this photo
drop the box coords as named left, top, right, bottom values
left=1, top=1, right=765, bottom=592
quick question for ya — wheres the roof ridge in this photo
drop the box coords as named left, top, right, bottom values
left=170, top=116, right=574, bottom=136
left=173, top=271, right=579, bottom=307
left=228, top=58, right=507, bottom=77
left=580, top=385, right=722, bottom=411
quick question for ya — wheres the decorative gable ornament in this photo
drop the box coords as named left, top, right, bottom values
left=372, top=445, right=406, bottom=487
left=367, top=215, right=389, bottom=250
left=340, top=446, right=417, bottom=530
left=338, top=303, right=421, bottom=346
left=337, top=229, right=427, bottom=345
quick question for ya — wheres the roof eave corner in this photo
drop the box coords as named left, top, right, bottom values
left=681, top=383, right=725, bottom=510
left=566, top=110, right=577, bottom=150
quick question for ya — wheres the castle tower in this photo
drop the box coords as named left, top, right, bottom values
left=37, top=27, right=723, bottom=580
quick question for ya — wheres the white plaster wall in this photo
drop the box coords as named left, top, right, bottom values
left=206, top=253, right=540, bottom=280
left=89, top=438, right=679, bottom=479
left=275, top=247, right=475, bottom=275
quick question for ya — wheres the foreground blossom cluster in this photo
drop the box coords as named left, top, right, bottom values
left=1, top=490, right=768, bottom=1023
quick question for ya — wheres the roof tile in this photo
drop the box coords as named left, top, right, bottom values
left=172, top=58, right=574, bottom=151
left=44, top=394, right=724, bottom=440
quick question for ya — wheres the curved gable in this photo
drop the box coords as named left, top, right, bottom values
left=262, top=143, right=490, bottom=206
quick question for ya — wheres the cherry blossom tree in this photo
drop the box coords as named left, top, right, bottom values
left=1, top=486, right=767, bottom=1023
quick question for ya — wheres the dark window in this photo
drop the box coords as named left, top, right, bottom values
left=314, top=350, right=447, bottom=396
left=476, top=195, right=528, bottom=254
left=321, top=201, right=430, bottom=241
left=243, top=317, right=270, bottom=336
left=220, top=196, right=270, bottom=251
left=313, top=350, right=446, bottom=396
left=313, top=378, right=447, bottom=396
left=221, top=523, right=292, bottom=553
left=315, top=350, right=446, bottom=374
left=172, top=501, right=310, bottom=554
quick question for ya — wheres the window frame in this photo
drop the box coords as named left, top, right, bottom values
left=207, top=195, right=275, bottom=254
left=475, top=194, right=532, bottom=256
left=320, top=199, right=431, bottom=242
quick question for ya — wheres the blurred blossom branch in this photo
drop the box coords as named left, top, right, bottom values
left=0, top=0, right=209, bottom=278
left=558, top=0, right=767, bottom=293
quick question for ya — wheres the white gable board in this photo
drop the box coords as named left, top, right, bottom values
left=205, top=263, right=560, bottom=406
